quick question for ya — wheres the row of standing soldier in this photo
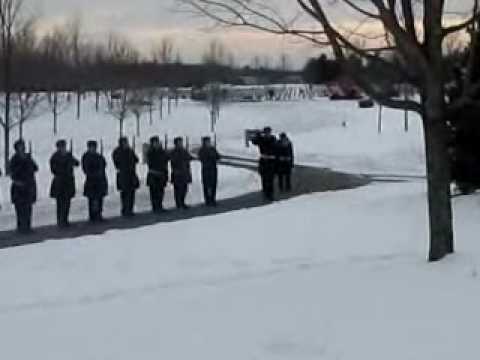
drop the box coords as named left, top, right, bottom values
left=251, top=127, right=294, bottom=201
left=8, top=136, right=221, bottom=234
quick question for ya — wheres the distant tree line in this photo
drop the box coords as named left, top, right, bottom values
left=303, top=48, right=467, bottom=88
left=0, top=19, right=300, bottom=92
left=302, top=55, right=342, bottom=84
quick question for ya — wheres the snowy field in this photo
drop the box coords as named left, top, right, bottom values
left=2, top=94, right=477, bottom=360
left=1, top=183, right=480, bottom=360
left=0, top=95, right=425, bottom=193
left=0, top=95, right=424, bottom=211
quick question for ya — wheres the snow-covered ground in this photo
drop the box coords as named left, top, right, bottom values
left=0, top=95, right=425, bottom=203
left=2, top=94, right=476, bottom=360
left=1, top=182, right=480, bottom=360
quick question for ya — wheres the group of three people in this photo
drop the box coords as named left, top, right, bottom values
left=9, top=135, right=221, bottom=234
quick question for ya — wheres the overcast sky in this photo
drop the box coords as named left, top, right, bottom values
left=30, top=0, right=475, bottom=69
left=30, top=0, right=318, bottom=69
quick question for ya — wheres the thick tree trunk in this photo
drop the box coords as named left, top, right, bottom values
left=423, top=115, right=454, bottom=261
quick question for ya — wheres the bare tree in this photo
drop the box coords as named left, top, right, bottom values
left=106, top=33, right=140, bottom=65
left=39, top=26, right=70, bottom=69
left=227, top=51, right=236, bottom=68
left=0, top=90, right=46, bottom=139
left=158, top=88, right=166, bottom=120
left=46, top=92, right=70, bottom=135
left=127, top=89, right=151, bottom=136
left=66, top=15, right=83, bottom=67
left=207, top=82, right=222, bottom=133
left=13, top=15, right=36, bottom=58
left=202, top=39, right=227, bottom=65
left=144, top=87, right=157, bottom=125
left=179, top=0, right=480, bottom=262
left=279, top=53, right=290, bottom=72
left=151, top=37, right=175, bottom=64
left=11, top=91, right=46, bottom=139
left=252, top=55, right=261, bottom=69
left=174, top=50, right=183, bottom=64
left=65, top=15, right=85, bottom=120
left=0, top=0, right=28, bottom=174
left=262, top=55, right=271, bottom=70
left=106, top=89, right=133, bottom=137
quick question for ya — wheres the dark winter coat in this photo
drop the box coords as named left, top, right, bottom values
left=82, top=152, right=108, bottom=198
left=252, top=133, right=277, bottom=176
left=170, top=147, right=193, bottom=185
left=252, top=134, right=277, bottom=157
left=49, top=151, right=79, bottom=199
left=146, top=147, right=169, bottom=188
left=198, top=146, right=221, bottom=184
left=276, top=140, right=294, bottom=174
left=112, top=146, right=140, bottom=192
left=9, top=153, right=38, bottom=205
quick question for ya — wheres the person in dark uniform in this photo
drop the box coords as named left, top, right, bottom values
left=170, top=137, right=193, bottom=209
left=146, top=136, right=169, bottom=213
left=50, top=139, right=80, bottom=228
left=251, top=126, right=277, bottom=201
left=9, top=139, right=38, bottom=234
left=198, top=136, right=221, bottom=206
left=112, top=137, right=140, bottom=217
left=82, top=140, right=108, bottom=222
left=276, top=133, right=294, bottom=192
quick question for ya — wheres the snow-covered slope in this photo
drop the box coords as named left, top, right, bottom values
left=0, top=182, right=479, bottom=360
